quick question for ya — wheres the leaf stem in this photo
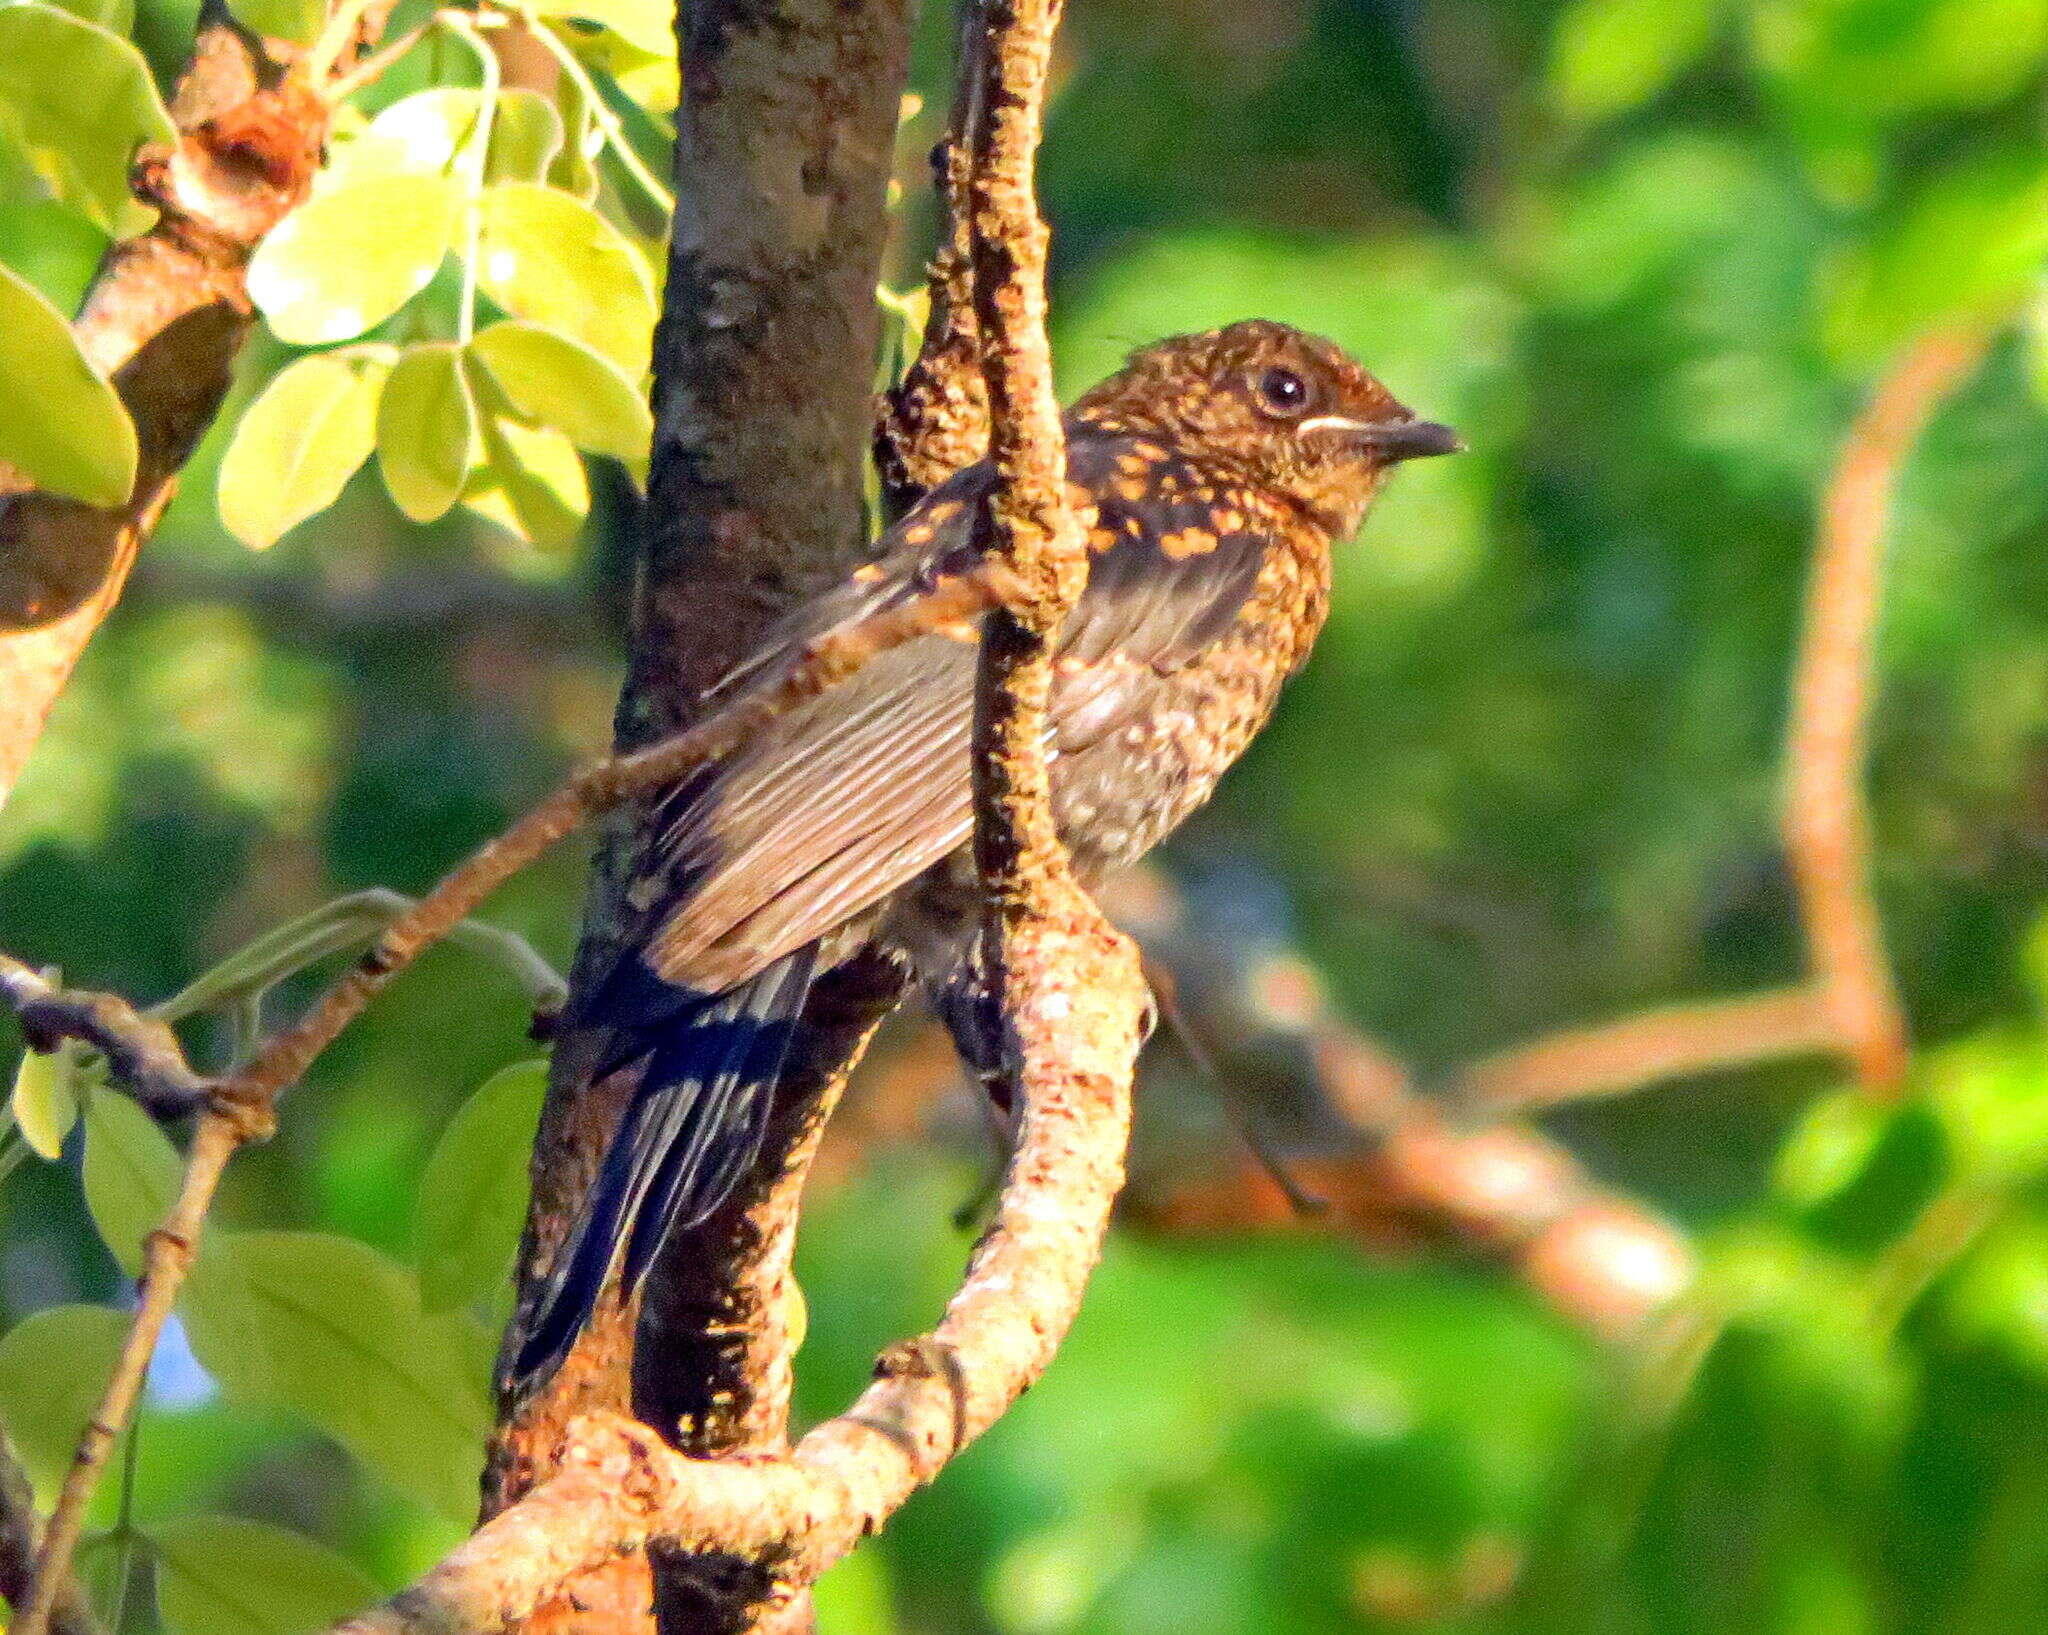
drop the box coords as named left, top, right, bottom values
left=507, top=9, right=676, bottom=214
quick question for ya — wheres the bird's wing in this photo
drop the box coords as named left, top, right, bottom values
left=625, top=430, right=1274, bottom=993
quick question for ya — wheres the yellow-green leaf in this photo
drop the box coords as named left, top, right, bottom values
left=153, top=1515, right=380, bottom=1635
left=461, top=415, right=590, bottom=548
left=0, top=259, right=136, bottom=505
left=0, top=3, right=174, bottom=229
left=330, top=87, right=565, bottom=189
left=82, top=1086, right=182, bottom=1276
left=0, top=1304, right=125, bottom=1500
left=181, top=1230, right=490, bottom=1520
left=218, top=351, right=388, bottom=548
left=475, top=182, right=656, bottom=375
left=469, top=320, right=652, bottom=463
left=376, top=343, right=477, bottom=523
left=10, top=1041, right=83, bottom=1158
left=249, top=172, right=457, bottom=345
left=221, top=0, right=323, bottom=47
left=1549, top=0, right=1721, bottom=124
left=533, top=0, right=672, bottom=56
left=415, top=1060, right=546, bottom=1312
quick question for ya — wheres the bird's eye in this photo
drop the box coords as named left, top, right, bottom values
left=1254, top=366, right=1312, bottom=418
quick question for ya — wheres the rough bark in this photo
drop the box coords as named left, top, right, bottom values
left=482, top=3, right=914, bottom=1630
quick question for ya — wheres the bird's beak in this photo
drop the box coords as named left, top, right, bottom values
left=1357, top=418, right=1463, bottom=461
left=1301, top=413, right=1463, bottom=461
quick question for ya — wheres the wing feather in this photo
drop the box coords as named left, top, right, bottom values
left=637, top=428, right=1274, bottom=992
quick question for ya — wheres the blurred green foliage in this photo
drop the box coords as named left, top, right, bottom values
left=3, top=0, right=2047, bottom=1629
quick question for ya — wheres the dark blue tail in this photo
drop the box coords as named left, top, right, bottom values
left=509, top=948, right=817, bottom=1394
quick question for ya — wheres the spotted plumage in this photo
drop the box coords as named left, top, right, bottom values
left=508, top=319, right=1459, bottom=1392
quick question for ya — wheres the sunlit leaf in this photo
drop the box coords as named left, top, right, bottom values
left=469, top=320, right=652, bottom=462
left=1549, top=0, right=1722, bottom=124
left=0, top=1304, right=125, bottom=1499
left=375, top=342, right=477, bottom=523
left=1750, top=0, right=2048, bottom=124
left=10, top=1039, right=84, bottom=1158
left=153, top=1514, right=380, bottom=1635
left=221, top=0, right=323, bottom=47
left=475, top=181, right=656, bottom=375
left=329, top=87, right=565, bottom=189
left=0, top=258, right=136, bottom=505
left=248, top=172, right=457, bottom=345
left=181, top=1229, right=490, bottom=1520
left=415, top=1059, right=546, bottom=1313
left=82, top=1086, right=182, bottom=1277
left=217, top=350, right=389, bottom=548
left=1926, top=1029, right=2048, bottom=1185
left=533, top=0, right=672, bottom=56
left=461, top=414, right=591, bottom=547
left=39, top=0, right=134, bottom=34
left=1826, top=149, right=2048, bottom=359
left=0, top=3, right=173, bottom=229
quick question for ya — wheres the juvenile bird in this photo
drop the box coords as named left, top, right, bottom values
left=510, top=319, right=1458, bottom=1391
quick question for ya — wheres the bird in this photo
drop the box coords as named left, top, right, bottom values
left=507, top=318, right=1459, bottom=1393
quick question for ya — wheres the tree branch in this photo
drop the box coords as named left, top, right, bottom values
left=0, top=1427, right=99, bottom=1635
left=0, top=562, right=1018, bottom=1635
left=0, top=3, right=399, bottom=805
left=1782, top=326, right=1986, bottom=1098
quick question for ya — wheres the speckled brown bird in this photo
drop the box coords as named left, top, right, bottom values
left=512, top=319, right=1458, bottom=1389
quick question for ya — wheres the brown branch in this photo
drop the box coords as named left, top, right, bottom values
left=0, top=5, right=400, bottom=806
left=1458, top=987, right=1835, bottom=1112
left=11, top=1117, right=242, bottom=1635
left=0, top=564, right=1015, bottom=1635
left=0, top=956, right=212, bottom=1115
left=335, top=0, right=1144, bottom=1626
left=1782, top=327, right=1986, bottom=1099
left=872, top=56, right=991, bottom=519
left=0, top=1427, right=99, bottom=1635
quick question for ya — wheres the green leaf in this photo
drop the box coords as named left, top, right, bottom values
left=469, top=321, right=653, bottom=462
left=1826, top=148, right=2048, bottom=360
left=475, top=182, right=656, bottom=375
left=415, top=1059, right=547, bottom=1313
left=331, top=88, right=565, bottom=189
left=39, top=0, right=135, bottom=34
left=532, top=0, right=673, bottom=56
left=376, top=343, right=477, bottom=523
left=217, top=350, right=389, bottom=549
left=0, top=3, right=173, bottom=229
left=461, top=415, right=590, bottom=547
left=0, top=1304, right=126, bottom=1499
left=0, top=259, right=136, bottom=505
left=181, top=1230, right=490, bottom=1520
left=248, top=172, right=457, bottom=346
left=82, top=1086, right=182, bottom=1276
left=220, top=0, right=323, bottom=47
left=152, top=1514, right=380, bottom=1635
left=1549, top=0, right=1722, bottom=124
left=10, top=1041, right=83, bottom=1158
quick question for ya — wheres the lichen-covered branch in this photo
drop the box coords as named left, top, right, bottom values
left=0, top=4, right=398, bottom=805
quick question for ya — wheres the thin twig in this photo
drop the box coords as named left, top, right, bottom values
left=0, top=957, right=212, bottom=1116
left=13, top=1118, right=240, bottom=1635
left=1782, top=326, right=1986, bottom=1099
left=1461, top=987, right=1834, bottom=1113
left=0, top=1427, right=100, bottom=1635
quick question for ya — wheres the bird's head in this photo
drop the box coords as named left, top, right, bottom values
left=1072, top=319, right=1460, bottom=538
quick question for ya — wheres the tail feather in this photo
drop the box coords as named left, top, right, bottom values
left=508, top=948, right=818, bottom=1394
